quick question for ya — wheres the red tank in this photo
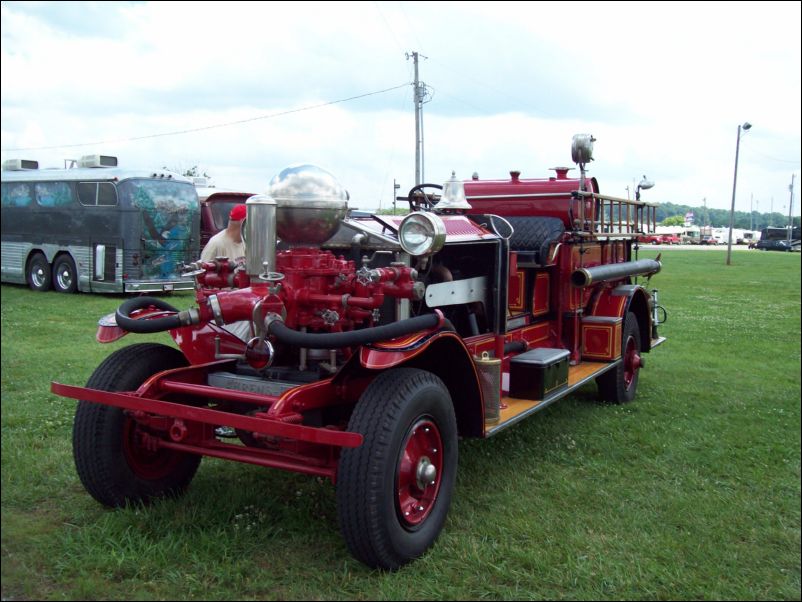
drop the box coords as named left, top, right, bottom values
left=464, top=167, right=600, bottom=228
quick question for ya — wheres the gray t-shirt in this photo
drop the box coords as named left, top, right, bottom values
left=201, top=229, right=245, bottom=262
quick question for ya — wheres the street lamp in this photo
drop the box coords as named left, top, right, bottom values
left=726, top=122, right=752, bottom=265
left=635, top=175, right=654, bottom=201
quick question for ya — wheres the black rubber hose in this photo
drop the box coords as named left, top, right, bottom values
left=268, top=313, right=441, bottom=349
left=503, top=340, right=528, bottom=355
left=116, top=296, right=184, bottom=333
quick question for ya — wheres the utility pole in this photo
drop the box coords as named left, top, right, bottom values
left=755, top=199, right=759, bottom=230
left=407, top=51, right=428, bottom=186
left=788, top=174, right=796, bottom=241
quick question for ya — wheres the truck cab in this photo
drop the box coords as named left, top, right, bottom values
left=193, top=180, right=255, bottom=247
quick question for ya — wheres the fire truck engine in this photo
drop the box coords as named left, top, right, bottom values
left=52, top=134, right=666, bottom=570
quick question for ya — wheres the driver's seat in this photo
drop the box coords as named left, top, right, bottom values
left=507, top=217, right=565, bottom=266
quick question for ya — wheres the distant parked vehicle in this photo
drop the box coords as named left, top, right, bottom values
left=754, top=227, right=801, bottom=252
left=755, top=239, right=800, bottom=252
left=700, top=235, right=717, bottom=245
left=637, top=234, right=662, bottom=245
left=661, top=234, right=681, bottom=245
left=194, top=183, right=255, bottom=248
left=1, top=155, right=199, bottom=294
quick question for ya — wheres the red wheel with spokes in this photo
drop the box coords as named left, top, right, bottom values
left=121, top=418, right=185, bottom=481
left=337, top=368, right=457, bottom=570
left=396, top=418, right=443, bottom=527
left=596, top=312, right=642, bottom=403
left=73, top=343, right=201, bottom=507
left=622, top=334, right=642, bottom=392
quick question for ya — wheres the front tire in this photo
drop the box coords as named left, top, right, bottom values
left=73, top=343, right=201, bottom=507
left=337, top=368, right=458, bottom=570
left=596, top=312, right=642, bottom=403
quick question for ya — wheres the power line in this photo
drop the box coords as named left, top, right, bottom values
left=372, top=1, right=405, bottom=53
left=3, top=83, right=410, bottom=152
left=745, top=147, right=801, bottom=166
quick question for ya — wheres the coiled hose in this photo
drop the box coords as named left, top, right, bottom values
left=115, top=296, right=186, bottom=333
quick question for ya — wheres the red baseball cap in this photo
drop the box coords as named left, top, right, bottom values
left=229, top=204, right=247, bottom=221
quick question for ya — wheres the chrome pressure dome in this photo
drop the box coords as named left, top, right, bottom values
left=267, top=164, right=349, bottom=245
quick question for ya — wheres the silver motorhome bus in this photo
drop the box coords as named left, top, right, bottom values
left=1, top=155, right=200, bottom=293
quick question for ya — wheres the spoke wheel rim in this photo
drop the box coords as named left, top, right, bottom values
left=396, top=417, right=443, bottom=528
left=122, top=417, right=181, bottom=480
left=623, top=335, right=641, bottom=391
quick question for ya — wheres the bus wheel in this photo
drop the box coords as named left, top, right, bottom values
left=73, top=343, right=201, bottom=507
left=27, top=253, right=52, bottom=292
left=53, top=255, right=78, bottom=293
left=596, top=312, right=642, bottom=403
left=337, top=368, right=458, bottom=570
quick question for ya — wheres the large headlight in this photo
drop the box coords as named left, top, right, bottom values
left=398, top=212, right=446, bottom=256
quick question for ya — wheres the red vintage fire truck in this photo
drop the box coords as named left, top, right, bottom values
left=52, top=135, right=666, bottom=570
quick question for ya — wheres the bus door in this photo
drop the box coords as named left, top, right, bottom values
left=90, top=240, right=118, bottom=287
left=77, top=181, right=123, bottom=292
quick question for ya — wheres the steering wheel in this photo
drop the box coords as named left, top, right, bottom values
left=407, top=183, right=443, bottom=212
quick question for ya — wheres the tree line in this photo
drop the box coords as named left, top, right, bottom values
left=657, top=202, right=800, bottom=230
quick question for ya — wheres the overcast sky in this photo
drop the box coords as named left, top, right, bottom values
left=2, top=1, right=800, bottom=217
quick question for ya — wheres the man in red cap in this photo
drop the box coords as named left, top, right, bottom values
left=201, top=204, right=246, bottom=262
left=199, top=203, right=251, bottom=350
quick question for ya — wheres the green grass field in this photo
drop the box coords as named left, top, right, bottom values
left=1, top=249, right=800, bottom=600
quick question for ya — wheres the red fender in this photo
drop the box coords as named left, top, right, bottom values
left=357, top=330, right=485, bottom=438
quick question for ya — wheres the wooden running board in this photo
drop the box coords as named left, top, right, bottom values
left=484, top=361, right=617, bottom=437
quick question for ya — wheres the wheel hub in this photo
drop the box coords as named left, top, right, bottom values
left=416, top=457, right=437, bottom=491
left=57, top=268, right=73, bottom=290
left=32, top=267, right=45, bottom=287
left=397, top=418, right=443, bottom=527
left=623, top=336, right=641, bottom=389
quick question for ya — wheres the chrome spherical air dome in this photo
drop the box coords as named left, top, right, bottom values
left=267, top=164, right=349, bottom=245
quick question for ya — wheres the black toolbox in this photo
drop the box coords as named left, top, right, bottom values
left=508, top=348, right=570, bottom=400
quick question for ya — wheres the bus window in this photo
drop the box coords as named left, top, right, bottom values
left=77, top=182, right=95, bottom=205
left=1, top=182, right=32, bottom=207
left=35, top=182, right=73, bottom=207
left=97, top=182, right=117, bottom=206
left=78, top=182, right=119, bottom=206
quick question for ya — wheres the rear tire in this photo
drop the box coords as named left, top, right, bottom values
left=596, top=312, right=642, bottom=403
left=53, top=255, right=78, bottom=293
left=27, top=253, right=51, bottom=292
left=73, top=343, right=201, bottom=507
left=337, top=368, right=458, bottom=570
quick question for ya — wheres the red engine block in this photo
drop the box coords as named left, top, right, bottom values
left=195, top=248, right=420, bottom=335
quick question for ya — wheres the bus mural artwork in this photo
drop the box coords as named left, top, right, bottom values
left=130, top=180, right=199, bottom=280
left=1, top=155, right=200, bottom=293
